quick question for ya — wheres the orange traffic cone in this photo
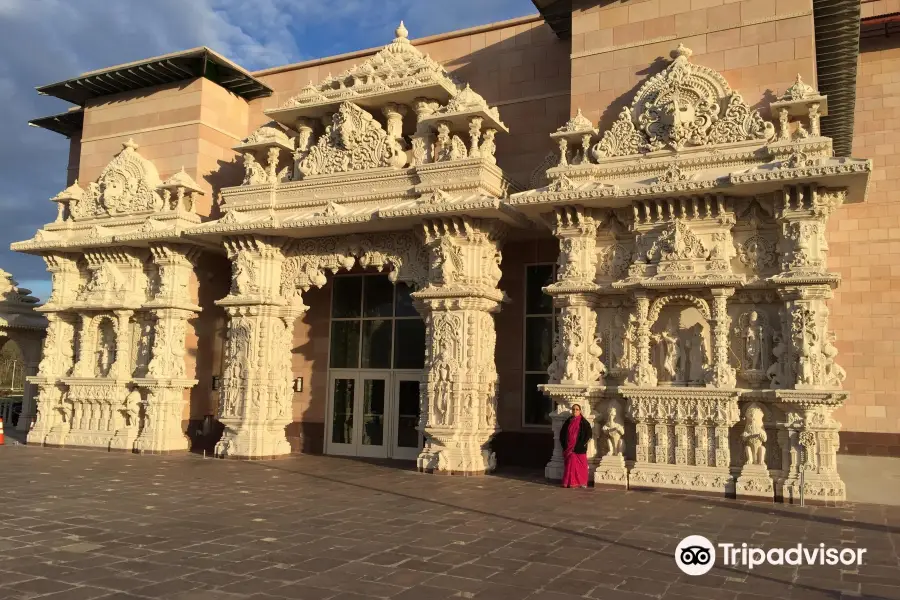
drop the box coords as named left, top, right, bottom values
left=0, top=417, right=5, bottom=446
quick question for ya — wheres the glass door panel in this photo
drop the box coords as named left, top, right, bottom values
left=328, top=376, right=356, bottom=456
left=392, top=375, right=422, bottom=460
left=358, top=373, right=388, bottom=458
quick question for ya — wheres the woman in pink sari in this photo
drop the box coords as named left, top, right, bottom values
left=560, top=404, right=592, bottom=488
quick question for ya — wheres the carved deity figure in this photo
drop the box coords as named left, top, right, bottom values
left=767, top=332, right=785, bottom=387
left=601, top=406, right=625, bottom=457
left=96, top=323, right=116, bottom=378
left=617, top=313, right=637, bottom=371
left=479, top=129, right=497, bottom=164
left=121, top=389, right=142, bottom=430
left=744, top=311, right=765, bottom=371
left=435, top=123, right=452, bottom=161
left=742, top=404, right=767, bottom=466
left=232, top=255, right=255, bottom=296
left=242, top=153, right=267, bottom=186
left=653, top=320, right=682, bottom=381
left=433, top=363, right=452, bottom=424
left=822, top=334, right=846, bottom=387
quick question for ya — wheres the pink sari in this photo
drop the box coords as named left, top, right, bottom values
left=562, top=415, right=588, bottom=488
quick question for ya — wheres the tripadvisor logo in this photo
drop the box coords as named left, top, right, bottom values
left=675, top=536, right=867, bottom=575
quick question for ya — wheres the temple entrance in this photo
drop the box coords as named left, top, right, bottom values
left=325, top=274, right=425, bottom=460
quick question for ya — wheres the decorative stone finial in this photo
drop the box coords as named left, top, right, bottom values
left=124, top=138, right=139, bottom=151
left=781, top=73, right=818, bottom=102
left=671, top=44, right=693, bottom=60
left=396, top=21, right=409, bottom=40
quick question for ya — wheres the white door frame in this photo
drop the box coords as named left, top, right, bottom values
left=325, top=369, right=423, bottom=460
left=390, top=371, right=424, bottom=460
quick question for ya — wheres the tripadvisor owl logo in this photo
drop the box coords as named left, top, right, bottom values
left=675, top=536, right=868, bottom=575
left=675, top=535, right=716, bottom=576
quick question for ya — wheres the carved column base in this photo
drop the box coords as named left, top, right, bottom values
left=622, top=388, right=740, bottom=497
left=215, top=419, right=292, bottom=459
left=629, top=463, right=734, bottom=495
left=735, top=464, right=775, bottom=500
left=108, top=428, right=139, bottom=451
left=418, top=426, right=496, bottom=475
left=594, top=455, right=628, bottom=488
left=544, top=409, right=568, bottom=481
left=25, top=380, right=66, bottom=446
left=774, top=390, right=846, bottom=503
left=62, top=379, right=131, bottom=450
left=16, top=389, right=35, bottom=433
left=133, top=381, right=195, bottom=453
left=776, top=473, right=846, bottom=504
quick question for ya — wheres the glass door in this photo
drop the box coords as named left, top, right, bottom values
left=327, top=373, right=357, bottom=457
left=391, top=373, right=423, bottom=460
left=357, top=371, right=389, bottom=458
left=326, top=371, right=390, bottom=459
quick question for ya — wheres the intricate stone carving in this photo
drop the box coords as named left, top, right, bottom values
left=70, top=139, right=163, bottom=219
left=591, top=45, right=774, bottom=159
left=742, top=403, right=767, bottom=465
left=278, top=22, right=459, bottom=111
left=601, top=403, right=625, bottom=457
left=299, top=102, right=408, bottom=176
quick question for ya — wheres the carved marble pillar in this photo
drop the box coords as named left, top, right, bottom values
left=626, top=292, right=657, bottom=387
left=383, top=103, right=408, bottom=147
left=134, top=244, right=201, bottom=453
left=809, top=103, right=821, bottom=137
left=706, top=287, right=736, bottom=388
left=467, top=116, right=483, bottom=159
left=410, top=98, right=439, bottom=166
left=767, top=285, right=846, bottom=502
left=27, top=313, right=76, bottom=446
left=292, top=118, right=316, bottom=179
left=414, top=217, right=505, bottom=475
left=15, top=335, right=43, bottom=433
left=216, top=236, right=302, bottom=459
left=540, top=206, right=606, bottom=481
left=774, top=394, right=845, bottom=503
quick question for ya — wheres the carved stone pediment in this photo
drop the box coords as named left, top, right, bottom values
left=592, top=45, right=775, bottom=159
left=298, top=102, right=408, bottom=177
left=276, top=22, right=459, bottom=112
left=235, top=121, right=295, bottom=152
left=69, top=139, right=163, bottom=220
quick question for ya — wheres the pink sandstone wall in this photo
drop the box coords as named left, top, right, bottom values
left=570, top=0, right=816, bottom=131
left=828, top=30, right=900, bottom=449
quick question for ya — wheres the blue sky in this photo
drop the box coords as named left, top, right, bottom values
left=0, top=0, right=536, bottom=303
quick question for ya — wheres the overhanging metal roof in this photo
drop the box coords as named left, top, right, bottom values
left=813, top=0, right=862, bottom=158
left=35, top=47, right=272, bottom=106
left=532, top=0, right=571, bottom=38
left=28, top=108, right=84, bottom=138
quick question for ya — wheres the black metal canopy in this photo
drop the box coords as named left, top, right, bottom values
left=28, top=109, right=84, bottom=138
left=532, top=0, right=572, bottom=38
left=35, top=47, right=272, bottom=106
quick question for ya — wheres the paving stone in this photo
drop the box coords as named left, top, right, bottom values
left=1, top=449, right=898, bottom=600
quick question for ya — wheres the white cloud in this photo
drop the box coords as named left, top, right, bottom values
left=0, top=0, right=533, bottom=286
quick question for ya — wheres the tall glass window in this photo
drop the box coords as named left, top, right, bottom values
left=523, top=264, right=556, bottom=426
left=329, top=274, right=425, bottom=370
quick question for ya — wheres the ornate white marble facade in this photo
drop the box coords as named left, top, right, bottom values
left=12, top=32, right=870, bottom=500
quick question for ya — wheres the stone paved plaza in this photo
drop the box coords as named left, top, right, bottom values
left=1, top=446, right=899, bottom=600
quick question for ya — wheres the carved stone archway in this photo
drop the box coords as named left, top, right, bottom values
left=0, top=269, right=46, bottom=432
